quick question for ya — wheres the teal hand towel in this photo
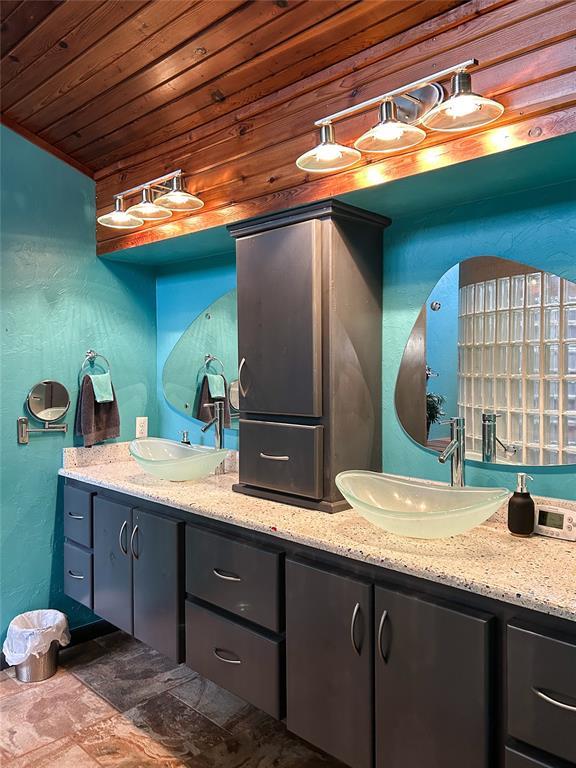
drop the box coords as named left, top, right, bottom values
left=88, top=372, right=114, bottom=403
left=206, top=373, right=226, bottom=399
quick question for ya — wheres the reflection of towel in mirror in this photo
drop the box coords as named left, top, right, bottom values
left=196, top=374, right=231, bottom=428
left=75, top=375, right=120, bottom=447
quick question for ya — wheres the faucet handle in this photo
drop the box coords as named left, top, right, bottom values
left=440, top=416, right=465, bottom=426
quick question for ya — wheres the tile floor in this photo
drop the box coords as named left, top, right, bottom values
left=0, top=631, right=344, bottom=767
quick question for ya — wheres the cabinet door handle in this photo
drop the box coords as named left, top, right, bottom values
left=350, top=602, right=361, bottom=655
left=214, top=648, right=242, bottom=665
left=213, top=567, right=241, bottom=582
left=377, top=609, right=389, bottom=663
left=130, top=525, right=139, bottom=559
left=67, top=512, right=84, bottom=519
left=118, top=520, right=128, bottom=555
left=67, top=570, right=84, bottom=580
left=260, top=452, right=290, bottom=461
left=534, top=687, right=576, bottom=713
left=238, top=357, right=247, bottom=398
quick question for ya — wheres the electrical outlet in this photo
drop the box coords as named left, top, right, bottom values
left=135, top=417, right=148, bottom=438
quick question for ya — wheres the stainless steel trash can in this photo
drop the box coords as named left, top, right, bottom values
left=14, top=640, right=59, bottom=683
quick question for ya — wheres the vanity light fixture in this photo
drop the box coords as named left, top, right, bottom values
left=126, top=187, right=173, bottom=221
left=96, top=196, right=144, bottom=229
left=98, top=170, right=204, bottom=229
left=295, top=59, right=504, bottom=173
left=154, top=174, right=204, bottom=211
left=421, top=70, right=504, bottom=132
left=354, top=100, right=426, bottom=153
left=296, top=123, right=361, bottom=173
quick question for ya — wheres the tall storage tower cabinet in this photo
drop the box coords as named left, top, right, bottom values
left=228, top=200, right=389, bottom=512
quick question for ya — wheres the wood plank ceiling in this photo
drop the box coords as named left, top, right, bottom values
left=1, top=0, right=575, bottom=255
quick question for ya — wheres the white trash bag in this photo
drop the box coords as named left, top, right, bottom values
left=2, top=610, right=70, bottom=666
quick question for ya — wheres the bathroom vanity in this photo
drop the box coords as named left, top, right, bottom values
left=60, top=452, right=576, bottom=768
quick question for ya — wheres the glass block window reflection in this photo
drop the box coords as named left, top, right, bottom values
left=458, top=274, right=576, bottom=465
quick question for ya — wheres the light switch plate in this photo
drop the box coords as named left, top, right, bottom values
left=135, top=417, right=148, bottom=438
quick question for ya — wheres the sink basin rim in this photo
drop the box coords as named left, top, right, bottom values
left=129, top=437, right=226, bottom=464
left=336, top=470, right=510, bottom=519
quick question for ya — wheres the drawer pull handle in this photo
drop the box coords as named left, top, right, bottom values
left=377, top=609, right=389, bottom=663
left=214, top=648, right=242, bottom=665
left=118, top=520, right=128, bottom=556
left=238, top=357, right=247, bottom=398
left=67, top=570, right=84, bottom=580
left=213, top=567, right=241, bottom=582
left=130, top=525, right=139, bottom=559
left=351, top=602, right=361, bottom=655
left=260, top=452, right=290, bottom=461
left=67, top=512, right=84, bottom=519
left=534, top=687, right=576, bottom=713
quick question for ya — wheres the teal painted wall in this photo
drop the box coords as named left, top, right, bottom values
left=0, top=127, right=158, bottom=642
left=156, top=253, right=237, bottom=449
left=382, top=180, right=576, bottom=497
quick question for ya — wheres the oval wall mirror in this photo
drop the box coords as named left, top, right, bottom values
left=27, top=380, right=70, bottom=423
left=395, top=256, right=576, bottom=467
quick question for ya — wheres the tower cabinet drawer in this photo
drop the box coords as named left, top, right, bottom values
left=508, top=622, right=576, bottom=764
left=239, top=419, right=323, bottom=499
left=63, top=485, right=94, bottom=548
left=186, top=526, right=282, bottom=632
left=185, top=600, right=283, bottom=719
left=64, top=541, right=93, bottom=608
left=506, top=746, right=564, bottom=768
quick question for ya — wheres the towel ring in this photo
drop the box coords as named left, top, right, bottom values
left=204, top=354, right=225, bottom=375
left=79, top=349, right=111, bottom=382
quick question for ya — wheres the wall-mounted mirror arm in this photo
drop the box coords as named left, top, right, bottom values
left=17, top=417, right=67, bottom=445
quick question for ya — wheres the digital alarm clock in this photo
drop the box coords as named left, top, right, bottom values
left=534, top=505, right=576, bottom=541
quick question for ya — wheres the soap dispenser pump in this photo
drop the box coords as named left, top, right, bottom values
left=507, top=472, right=535, bottom=537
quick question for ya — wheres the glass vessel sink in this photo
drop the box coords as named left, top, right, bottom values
left=336, top=471, right=510, bottom=539
left=129, top=438, right=227, bottom=482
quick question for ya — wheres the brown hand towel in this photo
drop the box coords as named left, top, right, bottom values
left=195, top=374, right=231, bottom=428
left=75, top=375, right=120, bottom=447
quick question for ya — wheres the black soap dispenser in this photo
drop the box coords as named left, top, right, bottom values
left=507, top=472, right=535, bottom=537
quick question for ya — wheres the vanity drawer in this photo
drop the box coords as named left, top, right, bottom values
left=64, top=541, right=93, bottom=608
left=185, top=600, right=283, bottom=719
left=506, top=746, right=564, bottom=768
left=239, top=419, right=323, bottom=499
left=63, top=485, right=93, bottom=548
left=508, top=623, right=576, bottom=764
left=186, top=526, right=282, bottom=632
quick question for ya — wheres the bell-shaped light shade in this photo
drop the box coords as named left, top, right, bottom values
left=354, top=101, right=426, bottom=153
left=422, top=72, right=504, bottom=132
left=97, top=197, right=144, bottom=229
left=126, top=187, right=173, bottom=220
left=296, top=124, right=360, bottom=173
left=154, top=175, right=204, bottom=211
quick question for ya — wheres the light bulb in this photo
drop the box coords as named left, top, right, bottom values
left=97, top=197, right=143, bottom=229
left=296, top=124, right=360, bottom=173
left=444, top=94, right=482, bottom=118
left=354, top=101, right=425, bottom=154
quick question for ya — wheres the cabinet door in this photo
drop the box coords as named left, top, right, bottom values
left=236, top=219, right=322, bottom=417
left=132, top=509, right=182, bottom=662
left=285, top=560, right=372, bottom=768
left=375, top=586, right=492, bottom=768
left=93, top=497, right=133, bottom=634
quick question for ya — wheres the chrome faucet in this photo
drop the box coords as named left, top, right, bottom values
left=201, top=401, right=225, bottom=475
left=481, top=412, right=516, bottom=462
left=438, top=416, right=466, bottom=487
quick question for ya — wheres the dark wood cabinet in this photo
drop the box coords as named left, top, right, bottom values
left=285, top=559, right=373, bottom=768
left=92, top=496, right=182, bottom=661
left=132, top=508, right=182, bottom=661
left=236, top=219, right=323, bottom=418
left=230, top=200, right=389, bottom=512
left=93, top=497, right=133, bottom=635
left=374, top=585, right=493, bottom=768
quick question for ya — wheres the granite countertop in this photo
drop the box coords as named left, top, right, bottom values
left=59, top=444, right=576, bottom=622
